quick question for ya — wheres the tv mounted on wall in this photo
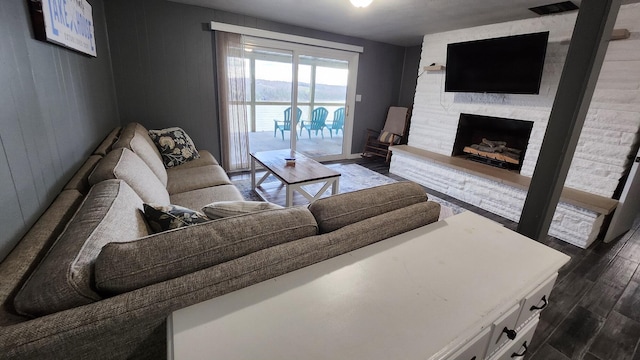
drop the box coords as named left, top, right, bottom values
left=445, top=32, right=549, bottom=95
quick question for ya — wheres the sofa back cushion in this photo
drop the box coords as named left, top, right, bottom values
left=94, top=207, right=319, bottom=294
left=89, top=147, right=171, bottom=205
left=308, top=181, right=428, bottom=233
left=13, top=180, right=150, bottom=317
left=113, top=122, right=168, bottom=186
left=0, top=190, right=84, bottom=325
left=324, top=202, right=440, bottom=257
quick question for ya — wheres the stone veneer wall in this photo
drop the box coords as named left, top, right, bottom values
left=391, top=153, right=604, bottom=247
left=391, top=4, right=640, bottom=248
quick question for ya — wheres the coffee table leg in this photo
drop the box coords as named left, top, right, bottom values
left=332, top=177, right=340, bottom=195
left=251, top=157, right=256, bottom=190
left=286, top=185, right=294, bottom=207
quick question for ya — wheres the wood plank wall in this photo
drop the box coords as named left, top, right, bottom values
left=0, top=0, right=119, bottom=261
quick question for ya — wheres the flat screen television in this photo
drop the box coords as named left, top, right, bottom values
left=444, top=32, right=549, bottom=94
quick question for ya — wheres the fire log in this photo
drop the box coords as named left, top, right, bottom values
left=482, top=138, right=507, bottom=148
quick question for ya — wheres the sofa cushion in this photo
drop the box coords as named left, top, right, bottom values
left=143, top=203, right=210, bottom=233
left=169, top=149, right=219, bottom=169
left=89, top=147, right=171, bottom=205
left=0, top=190, right=84, bottom=325
left=308, top=181, right=428, bottom=233
left=324, top=201, right=440, bottom=257
left=378, top=130, right=401, bottom=144
left=202, top=201, right=283, bottom=219
left=170, top=184, right=244, bottom=210
left=166, top=165, right=232, bottom=195
left=63, top=155, right=102, bottom=195
left=113, top=123, right=168, bottom=186
left=13, top=180, right=150, bottom=317
left=94, top=206, right=319, bottom=294
left=148, top=127, right=200, bottom=168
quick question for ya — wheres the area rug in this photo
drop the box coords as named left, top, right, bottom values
left=233, top=163, right=464, bottom=220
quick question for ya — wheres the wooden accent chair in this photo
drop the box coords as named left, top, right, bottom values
left=362, top=106, right=411, bottom=162
left=300, top=107, right=329, bottom=138
left=274, top=107, right=302, bottom=140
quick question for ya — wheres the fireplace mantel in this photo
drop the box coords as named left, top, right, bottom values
left=391, top=145, right=617, bottom=216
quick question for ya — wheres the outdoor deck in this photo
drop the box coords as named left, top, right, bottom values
left=249, top=130, right=344, bottom=158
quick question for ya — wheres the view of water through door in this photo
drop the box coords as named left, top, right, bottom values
left=296, top=55, right=348, bottom=158
left=245, top=45, right=293, bottom=154
left=243, top=37, right=357, bottom=161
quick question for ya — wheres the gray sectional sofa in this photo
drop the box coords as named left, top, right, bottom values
left=0, top=123, right=441, bottom=359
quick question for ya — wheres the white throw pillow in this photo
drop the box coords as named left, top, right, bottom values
left=202, top=201, right=284, bottom=219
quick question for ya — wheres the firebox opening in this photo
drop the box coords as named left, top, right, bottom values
left=452, top=113, right=534, bottom=172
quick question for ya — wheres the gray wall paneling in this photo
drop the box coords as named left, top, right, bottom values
left=0, top=0, right=119, bottom=261
left=105, top=0, right=221, bottom=159
left=104, top=0, right=408, bottom=158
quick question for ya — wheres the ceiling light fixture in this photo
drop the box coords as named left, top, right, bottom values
left=350, top=0, right=373, bottom=8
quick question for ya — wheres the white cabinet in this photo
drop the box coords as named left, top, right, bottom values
left=488, top=318, right=538, bottom=360
left=168, top=212, right=570, bottom=360
left=486, top=304, right=521, bottom=358
left=449, top=328, right=491, bottom=360
left=516, top=273, right=557, bottom=330
left=446, top=272, right=559, bottom=360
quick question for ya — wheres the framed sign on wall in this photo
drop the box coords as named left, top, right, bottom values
left=27, top=0, right=97, bottom=57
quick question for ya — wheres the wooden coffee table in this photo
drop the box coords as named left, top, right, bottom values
left=250, top=149, right=341, bottom=207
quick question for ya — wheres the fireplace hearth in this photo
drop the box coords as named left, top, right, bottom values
left=452, top=113, right=533, bottom=172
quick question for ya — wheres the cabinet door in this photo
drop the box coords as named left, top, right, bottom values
left=485, top=304, right=521, bottom=358
left=515, top=273, right=557, bottom=330
left=489, top=317, right=538, bottom=360
left=448, top=327, right=491, bottom=360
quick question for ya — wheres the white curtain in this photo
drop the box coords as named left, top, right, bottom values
left=216, top=31, right=250, bottom=171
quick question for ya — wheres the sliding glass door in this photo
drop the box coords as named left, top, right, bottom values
left=243, top=37, right=358, bottom=161
left=296, top=54, right=350, bottom=159
left=243, top=44, right=294, bottom=153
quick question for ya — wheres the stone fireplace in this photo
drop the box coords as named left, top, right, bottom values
left=388, top=5, right=640, bottom=249
left=452, top=114, right=533, bottom=172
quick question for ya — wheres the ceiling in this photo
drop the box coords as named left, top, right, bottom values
left=168, top=0, right=633, bottom=47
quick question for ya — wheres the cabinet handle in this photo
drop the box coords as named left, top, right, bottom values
left=502, top=327, right=517, bottom=340
left=530, top=295, right=548, bottom=311
left=511, top=341, right=528, bottom=358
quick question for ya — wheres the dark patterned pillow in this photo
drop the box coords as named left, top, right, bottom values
left=148, top=127, right=200, bottom=168
left=143, top=203, right=209, bottom=233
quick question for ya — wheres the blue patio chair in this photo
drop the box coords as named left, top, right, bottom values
left=274, top=107, right=302, bottom=140
left=300, top=107, right=329, bottom=139
left=326, top=107, right=345, bottom=138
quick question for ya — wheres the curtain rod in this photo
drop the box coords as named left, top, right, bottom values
left=210, top=21, right=364, bottom=53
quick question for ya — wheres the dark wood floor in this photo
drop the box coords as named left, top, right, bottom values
left=231, top=157, right=640, bottom=359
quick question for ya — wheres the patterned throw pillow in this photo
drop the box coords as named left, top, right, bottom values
left=378, top=131, right=401, bottom=144
left=143, top=203, right=210, bottom=233
left=148, top=127, right=200, bottom=168
left=202, top=201, right=284, bottom=220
